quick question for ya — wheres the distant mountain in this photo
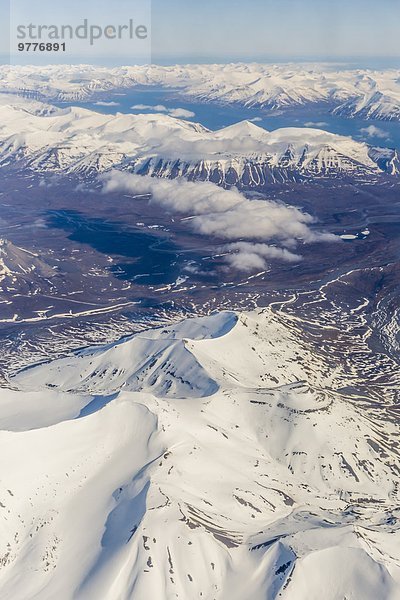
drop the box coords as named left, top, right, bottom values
left=4, top=308, right=400, bottom=599
left=0, top=101, right=397, bottom=186
left=333, top=90, right=400, bottom=121
left=2, top=63, right=400, bottom=121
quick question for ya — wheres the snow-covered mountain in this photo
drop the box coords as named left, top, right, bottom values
left=1, top=308, right=399, bottom=599
left=2, top=63, right=400, bottom=121
left=0, top=100, right=396, bottom=184
left=333, top=90, right=400, bottom=121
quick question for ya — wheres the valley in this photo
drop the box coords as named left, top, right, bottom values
left=0, top=61, right=399, bottom=600
left=0, top=168, right=399, bottom=384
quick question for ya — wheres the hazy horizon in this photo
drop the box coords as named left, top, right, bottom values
left=2, top=0, right=400, bottom=67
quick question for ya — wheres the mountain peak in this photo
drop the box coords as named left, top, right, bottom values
left=216, top=119, right=268, bottom=137
left=0, top=97, right=393, bottom=183
left=6, top=308, right=400, bottom=599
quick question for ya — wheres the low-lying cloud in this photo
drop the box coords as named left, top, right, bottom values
left=131, top=104, right=195, bottom=119
left=94, top=101, right=120, bottom=107
left=360, top=125, right=388, bottom=139
left=100, top=172, right=336, bottom=272
left=304, top=121, right=329, bottom=128
left=223, top=242, right=301, bottom=271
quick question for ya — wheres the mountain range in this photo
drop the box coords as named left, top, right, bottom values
left=0, top=99, right=398, bottom=185
left=2, top=63, right=400, bottom=121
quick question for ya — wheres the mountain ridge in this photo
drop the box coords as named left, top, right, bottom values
left=1, top=308, right=399, bottom=599
left=2, top=63, right=400, bottom=121
left=0, top=101, right=396, bottom=185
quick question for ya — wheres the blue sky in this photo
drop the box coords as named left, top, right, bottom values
left=2, top=0, right=400, bottom=65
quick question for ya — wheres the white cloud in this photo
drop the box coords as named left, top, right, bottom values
left=360, top=125, right=388, bottom=139
left=101, top=171, right=242, bottom=214
left=304, top=121, right=329, bottom=127
left=131, top=104, right=168, bottom=111
left=100, top=172, right=336, bottom=272
left=168, top=108, right=196, bottom=118
left=223, top=242, right=301, bottom=271
left=130, top=104, right=195, bottom=119
left=94, top=101, right=120, bottom=107
left=39, top=175, right=60, bottom=188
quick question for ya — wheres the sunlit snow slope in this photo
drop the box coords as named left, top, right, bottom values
left=0, top=99, right=398, bottom=182
left=2, top=64, right=400, bottom=121
left=1, top=309, right=399, bottom=599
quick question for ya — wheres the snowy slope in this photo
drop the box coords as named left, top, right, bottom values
left=2, top=63, right=400, bottom=121
left=333, top=90, right=400, bottom=121
left=0, top=100, right=393, bottom=183
left=1, top=309, right=399, bottom=599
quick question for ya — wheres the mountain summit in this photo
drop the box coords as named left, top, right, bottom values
left=1, top=309, right=398, bottom=599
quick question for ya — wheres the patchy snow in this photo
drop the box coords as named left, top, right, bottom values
left=340, top=234, right=358, bottom=240
left=0, top=238, right=56, bottom=285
